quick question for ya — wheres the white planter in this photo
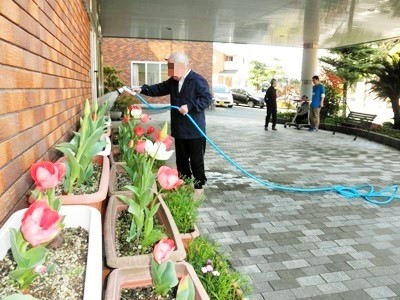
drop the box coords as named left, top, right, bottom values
left=0, top=205, right=102, bottom=300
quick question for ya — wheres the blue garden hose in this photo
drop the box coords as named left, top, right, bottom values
left=128, top=89, right=399, bottom=205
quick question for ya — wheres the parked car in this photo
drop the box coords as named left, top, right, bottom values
left=212, top=84, right=233, bottom=108
left=230, top=87, right=265, bottom=108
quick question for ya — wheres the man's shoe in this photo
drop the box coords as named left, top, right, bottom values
left=272, top=127, right=277, bottom=131
left=264, top=126, right=268, bottom=131
left=307, top=128, right=314, bottom=132
left=193, top=189, right=205, bottom=201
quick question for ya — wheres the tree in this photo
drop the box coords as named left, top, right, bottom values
left=248, top=61, right=284, bottom=91
left=319, top=44, right=381, bottom=116
left=320, top=71, right=343, bottom=118
left=368, top=53, right=400, bottom=129
left=103, top=66, right=125, bottom=94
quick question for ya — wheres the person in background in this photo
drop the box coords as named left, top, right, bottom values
left=132, top=51, right=212, bottom=199
left=264, top=78, right=278, bottom=131
left=309, top=75, right=325, bottom=132
left=295, top=95, right=310, bottom=124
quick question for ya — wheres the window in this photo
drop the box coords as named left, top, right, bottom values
left=131, top=61, right=168, bottom=87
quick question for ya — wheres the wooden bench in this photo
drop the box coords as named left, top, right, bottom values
left=332, top=111, right=377, bottom=141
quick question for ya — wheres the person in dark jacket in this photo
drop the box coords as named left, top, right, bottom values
left=132, top=52, right=212, bottom=197
left=264, top=78, right=278, bottom=131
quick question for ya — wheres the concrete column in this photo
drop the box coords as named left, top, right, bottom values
left=301, top=0, right=320, bottom=99
left=301, top=44, right=318, bottom=98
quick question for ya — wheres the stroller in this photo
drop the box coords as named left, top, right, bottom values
left=284, top=96, right=311, bottom=130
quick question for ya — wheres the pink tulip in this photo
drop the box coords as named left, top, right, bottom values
left=140, top=113, right=150, bottom=123
left=21, top=200, right=63, bottom=247
left=153, top=238, right=175, bottom=264
left=134, top=126, right=145, bottom=137
left=155, top=132, right=173, bottom=150
left=135, top=140, right=146, bottom=154
left=30, top=161, right=66, bottom=191
left=157, top=166, right=183, bottom=190
left=54, top=162, right=66, bottom=180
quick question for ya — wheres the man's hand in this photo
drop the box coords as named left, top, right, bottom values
left=130, top=87, right=142, bottom=95
left=179, top=104, right=188, bottom=115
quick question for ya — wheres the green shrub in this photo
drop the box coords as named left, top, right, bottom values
left=111, top=94, right=139, bottom=113
left=104, top=66, right=124, bottom=94
left=162, top=180, right=201, bottom=233
left=277, top=111, right=295, bottom=121
left=186, top=237, right=251, bottom=300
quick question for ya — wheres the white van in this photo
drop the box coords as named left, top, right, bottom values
left=212, top=84, right=234, bottom=108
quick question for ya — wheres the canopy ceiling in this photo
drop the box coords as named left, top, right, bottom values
left=98, top=0, right=400, bottom=49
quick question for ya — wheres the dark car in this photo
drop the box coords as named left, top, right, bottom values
left=230, top=88, right=265, bottom=108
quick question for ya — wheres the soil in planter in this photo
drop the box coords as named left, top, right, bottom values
left=113, top=152, right=123, bottom=163
left=116, top=172, right=131, bottom=191
left=121, top=285, right=178, bottom=300
left=0, top=227, right=89, bottom=300
left=55, top=164, right=102, bottom=195
left=116, top=210, right=164, bottom=257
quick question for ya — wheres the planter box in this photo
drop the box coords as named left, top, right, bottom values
left=181, top=225, right=201, bottom=252
left=57, top=155, right=110, bottom=214
left=105, top=261, right=209, bottom=300
left=104, top=195, right=186, bottom=269
left=108, top=164, right=132, bottom=197
left=0, top=206, right=102, bottom=300
left=109, top=145, right=126, bottom=166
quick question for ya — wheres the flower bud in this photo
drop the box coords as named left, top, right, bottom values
left=84, top=99, right=91, bottom=116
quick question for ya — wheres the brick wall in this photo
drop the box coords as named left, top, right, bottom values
left=0, top=0, right=92, bottom=223
left=102, top=38, right=213, bottom=103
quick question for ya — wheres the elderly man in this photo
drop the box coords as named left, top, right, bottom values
left=132, top=51, right=212, bottom=198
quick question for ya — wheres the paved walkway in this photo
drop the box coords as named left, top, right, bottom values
left=151, top=109, right=400, bottom=300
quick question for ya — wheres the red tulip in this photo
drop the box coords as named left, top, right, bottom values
left=21, top=200, right=63, bottom=247
left=147, top=126, right=155, bottom=135
left=157, top=166, right=183, bottom=190
left=153, top=238, right=175, bottom=264
left=122, top=115, right=130, bottom=124
left=30, top=161, right=66, bottom=191
left=134, top=126, right=145, bottom=137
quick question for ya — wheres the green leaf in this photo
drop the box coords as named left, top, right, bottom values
left=176, top=276, right=195, bottom=300
left=141, top=229, right=165, bottom=248
left=10, top=229, right=29, bottom=267
left=24, top=245, right=48, bottom=269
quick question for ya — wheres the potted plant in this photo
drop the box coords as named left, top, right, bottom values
left=0, top=161, right=102, bottom=299
left=104, top=125, right=186, bottom=268
left=162, top=179, right=202, bottom=251
left=186, top=237, right=251, bottom=300
left=105, top=238, right=209, bottom=300
left=52, top=99, right=111, bottom=213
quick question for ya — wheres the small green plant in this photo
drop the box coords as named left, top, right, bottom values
left=55, top=99, right=108, bottom=193
left=186, top=237, right=251, bottom=300
left=163, top=180, right=201, bottom=234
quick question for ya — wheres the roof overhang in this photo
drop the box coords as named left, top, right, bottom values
left=98, top=0, right=400, bottom=49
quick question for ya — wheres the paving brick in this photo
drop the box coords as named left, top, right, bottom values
left=148, top=112, right=400, bottom=299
